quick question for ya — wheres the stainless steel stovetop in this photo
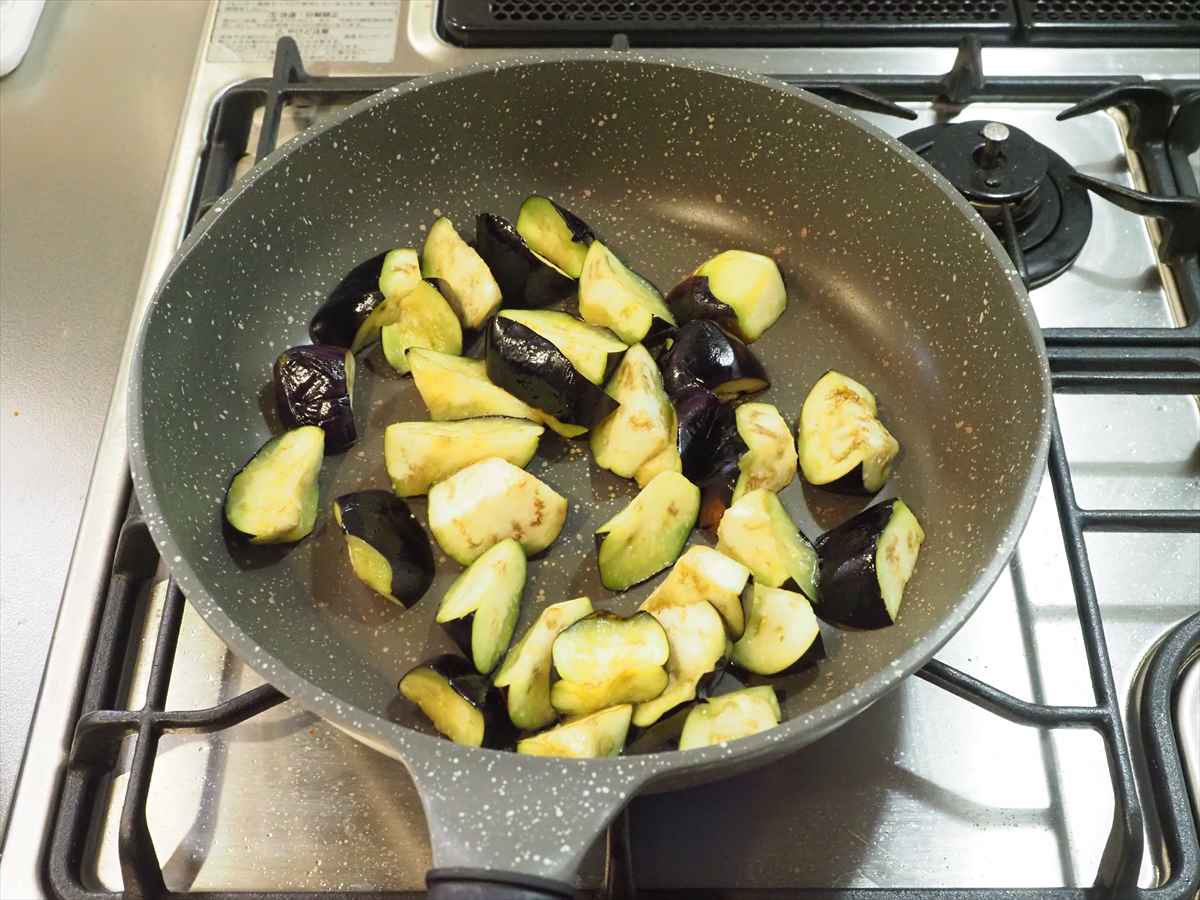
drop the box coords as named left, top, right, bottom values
left=2, top=3, right=1197, bottom=896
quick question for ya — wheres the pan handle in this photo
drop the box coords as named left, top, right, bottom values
left=405, top=754, right=651, bottom=894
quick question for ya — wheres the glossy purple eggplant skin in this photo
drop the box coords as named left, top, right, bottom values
left=666, top=275, right=742, bottom=338
left=475, top=213, right=576, bottom=309
left=273, top=344, right=357, bottom=452
left=308, top=252, right=387, bottom=347
left=551, top=199, right=598, bottom=246
left=334, top=490, right=435, bottom=608
left=400, top=654, right=516, bottom=749
left=485, top=317, right=619, bottom=426
left=814, top=500, right=900, bottom=629
left=660, top=320, right=769, bottom=399
left=673, top=386, right=746, bottom=487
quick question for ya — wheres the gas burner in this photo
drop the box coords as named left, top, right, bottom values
left=900, top=120, right=1092, bottom=288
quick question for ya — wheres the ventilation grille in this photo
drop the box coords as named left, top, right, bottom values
left=441, top=0, right=1018, bottom=46
left=1027, top=0, right=1200, bottom=25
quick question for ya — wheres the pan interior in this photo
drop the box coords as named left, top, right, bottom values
left=134, top=59, right=1045, bottom=754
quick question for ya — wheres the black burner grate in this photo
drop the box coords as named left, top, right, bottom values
left=42, top=36, right=1200, bottom=900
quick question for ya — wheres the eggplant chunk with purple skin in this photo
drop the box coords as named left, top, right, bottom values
left=666, top=275, right=741, bottom=339
left=578, top=241, right=674, bottom=344
left=659, top=320, right=769, bottom=401
left=549, top=611, right=670, bottom=717
left=515, top=195, right=597, bottom=279
left=815, top=499, right=925, bottom=629
left=689, top=250, right=787, bottom=342
left=678, top=685, right=781, bottom=750
left=224, top=426, right=325, bottom=544
left=732, top=402, right=797, bottom=504
left=475, top=213, right=576, bottom=309
left=595, top=471, right=699, bottom=591
left=517, top=704, right=633, bottom=758
left=435, top=538, right=525, bottom=674
left=273, top=344, right=357, bottom=452
left=485, top=316, right=618, bottom=428
left=590, top=343, right=675, bottom=479
left=633, top=597, right=729, bottom=727
left=731, top=582, right=824, bottom=676
left=498, top=309, right=626, bottom=385
left=643, top=544, right=750, bottom=639
left=798, top=370, right=899, bottom=494
left=717, top=488, right=819, bottom=601
left=493, top=596, right=594, bottom=731
left=333, top=490, right=435, bottom=607
left=427, top=457, right=567, bottom=565
left=384, top=418, right=543, bottom=497
left=421, top=217, right=503, bottom=329
left=399, top=655, right=514, bottom=748
left=379, top=281, right=463, bottom=374
left=672, top=386, right=746, bottom=528
left=308, top=252, right=387, bottom=348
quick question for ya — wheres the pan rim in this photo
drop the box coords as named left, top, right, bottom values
left=128, top=51, right=1052, bottom=783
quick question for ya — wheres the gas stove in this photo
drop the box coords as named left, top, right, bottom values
left=2, top=3, right=1198, bottom=898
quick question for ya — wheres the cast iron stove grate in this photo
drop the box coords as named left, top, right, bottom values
left=44, top=38, right=1200, bottom=900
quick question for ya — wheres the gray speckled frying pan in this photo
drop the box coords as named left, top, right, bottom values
left=129, top=54, right=1050, bottom=898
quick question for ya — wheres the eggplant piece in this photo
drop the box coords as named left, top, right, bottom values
left=732, top=402, right=797, bottom=504
left=716, top=489, right=819, bottom=601
left=421, top=217, right=502, bottom=329
left=427, top=457, right=567, bottom=565
left=632, top=597, right=728, bottom=727
left=475, top=213, right=576, bottom=309
left=384, top=418, right=543, bottom=497
left=485, top=317, right=618, bottom=428
left=398, top=655, right=513, bottom=748
left=659, top=320, right=769, bottom=401
left=407, top=348, right=584, bottom=439
left=378, top=247, right=421, bottom=301
left=436, top=539, right=525, bottom=674
left=665, top=275, right=741, bottom=338
left=517, top=704, right=633, bottom=758
left=333, top=490, right=434, bottom=607
left=594, top=471, right=699, bottom=591
left=493, top=596, right=594, bottom=731
left=308, top=252, right=386, bottom=347
left=273, top=345, right=357, bottom=453
left=678, top=685, right=781, bottom=750
left=578, top=241, right=674, bottom=344
left=498, top=309, right=626, bottom=385
left=224, top=426, right=324, bottom=544
left=692, top=250, right=786, bottom=342
left=549, top=611, right=670, bottom=717
left=798, top=370, right=900, bottom=494
left=590, top=343, right=674, bottom=479
left=632, top=407, right=683, bottom=489
left=379, top=281, right=463, bottom=374
left=643, top=544, right=750, bottom=639
left=515, top=195, right=597, bottom=279
left=731, top=582, right=824, bottom=675
left=673, top=386, right=745, bottom=487
left=814, top=499, right=925, bottom=629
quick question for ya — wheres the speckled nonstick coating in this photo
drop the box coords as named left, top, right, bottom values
left=129, top=54, right=1050, bottom=889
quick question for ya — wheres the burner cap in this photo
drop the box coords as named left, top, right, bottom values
left=900, top=119, right=1093, bottom=289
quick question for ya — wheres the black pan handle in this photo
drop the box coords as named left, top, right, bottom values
left=426, top=868, right=574, bottom=899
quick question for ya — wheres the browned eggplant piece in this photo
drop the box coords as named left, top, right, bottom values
left=485, top=316, right=618, bottom=427
left=333, top=490, right=435, bottom=608
left=308, top=252, right=387, bottom=347
left=549, top=611, right=670, bottom=717
left=475, top=213, right=576, bottom=309
left=798, top=370, right=900, bottom=495
left=273, top=344, right=357, bottom=452
left=731, top=583, right=824, bottom=676
left=815, top=499, right=925, bottom=629
left=660, top=320, right=769, bottom=401
left=665, top=275, right=741, bottom=337
left=398, top=655, right=515, bottom=748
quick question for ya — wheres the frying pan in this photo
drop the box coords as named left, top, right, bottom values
left=129, top=55, right=1050, bottom=897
